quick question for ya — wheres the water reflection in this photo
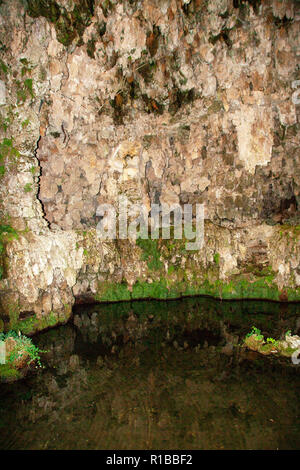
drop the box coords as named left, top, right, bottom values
left=0, top=298, right=299, bottom=449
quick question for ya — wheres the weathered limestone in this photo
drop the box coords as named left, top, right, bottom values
left=0, top=0, right=299, bottom=333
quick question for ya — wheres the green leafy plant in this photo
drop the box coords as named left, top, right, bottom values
left=0, top=138, right=20, bottom=176
left=24, top=78, right=34, bottom=98
left=0, top=59, right=8, bottom=75
left=16, top=78, right=34, bottom=104
left=246, top=326, right=264, bottom=341
left=24, top=183, right=33, bottom=193
left=0, top=224, right=18, bottom=248
left=213, top=252, right=220, bottom=265
left=0, top=116, right=10, bottom=132
left=30, top=165, right=38, bottom=175
left=0, top=330, right=46, bottom=368
left=136, top=238, right=163, bottom=271
left=21, top=118, right=30, bottom=129
left=266, top=337, right=279, bottom=348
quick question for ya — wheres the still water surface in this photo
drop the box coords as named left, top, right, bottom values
left=0, top=297, right=299, bottom=449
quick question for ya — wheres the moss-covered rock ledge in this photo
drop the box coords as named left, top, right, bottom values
left=0, top=222, right=299, bottom=335
left=90, top=223, right=300, bottom=304
left=0, top=330, right=44, bottom=382
left=95, top=276, right=300, bottom=304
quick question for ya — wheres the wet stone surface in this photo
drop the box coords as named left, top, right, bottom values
left=0, top=297, right=299, bottom=450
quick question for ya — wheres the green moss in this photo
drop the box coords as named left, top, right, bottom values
left=21, top=118, right=30, bottom=129
left=14, top=310, right=67, bottom=336
left=15, top=315, right=37, bottom=335
left=136, top=238, right=163, bottom=271
left=96, top=278, right=179, bottom=303
left=279, top=346, right=298, bottom=357
left=95, top=281, right=131, bottom=302
left=24, top=183, right=33, bottom=193
left=192, top=277, right=281, bottom=302
left=243, top=326, right=298, bottom=358
left=26, top=0, right=60, bottom=22
left=168, top=265, right=175, bottom=275
left=0, top=138, right=20, bottom=177
left=213, top=253, right=220, bottom=265
left=90, top=226, right=298, bottom=303
left=15, top=78, right=35, bottom=104
left=92, top=230, right=299, bottom=303
left=1, top=299, right=21, bottom=330
left=93, top=272, right=287, bottom=304
left=286, top=287, right=300, bottom=302
left=26, top=0, right=95, bottom=47
left=0, top=58, right=9, bottom=75
left=24, top=78, right=34, bottom=97
left=131, top=280, right=169, bottom=300
left=0, top=224, right=19, bottom=280
left=54, top=11, right=76, bottom=46
left=0, top=363, right=21, bottom=381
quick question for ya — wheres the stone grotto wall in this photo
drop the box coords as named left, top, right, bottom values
left=0, top=0, right=299, bottom=334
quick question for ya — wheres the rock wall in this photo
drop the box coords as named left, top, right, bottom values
left=0, top=0, right=299, bottom=333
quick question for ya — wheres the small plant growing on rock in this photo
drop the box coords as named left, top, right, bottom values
left=244, top=326, right=269, bottom=353
left=244, top=326, right=300, bottom=358
left=245, top=326, right=264, bottom=341
left=24, top=183, right=33, bottom=192
left=213, top=253, right=220, bottom=265
left=0, top=138, right=20, bottom=176
left=266, top=337, right=279, bottom=348
left=0, top=330, right=45, bottom=370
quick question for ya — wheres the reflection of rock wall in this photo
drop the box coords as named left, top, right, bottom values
left=0, top=0, right=299, bottom=331
left=73, top=298, right=300, bottom=359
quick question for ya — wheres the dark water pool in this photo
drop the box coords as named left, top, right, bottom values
left=0, top=297, right=299, bottom=449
